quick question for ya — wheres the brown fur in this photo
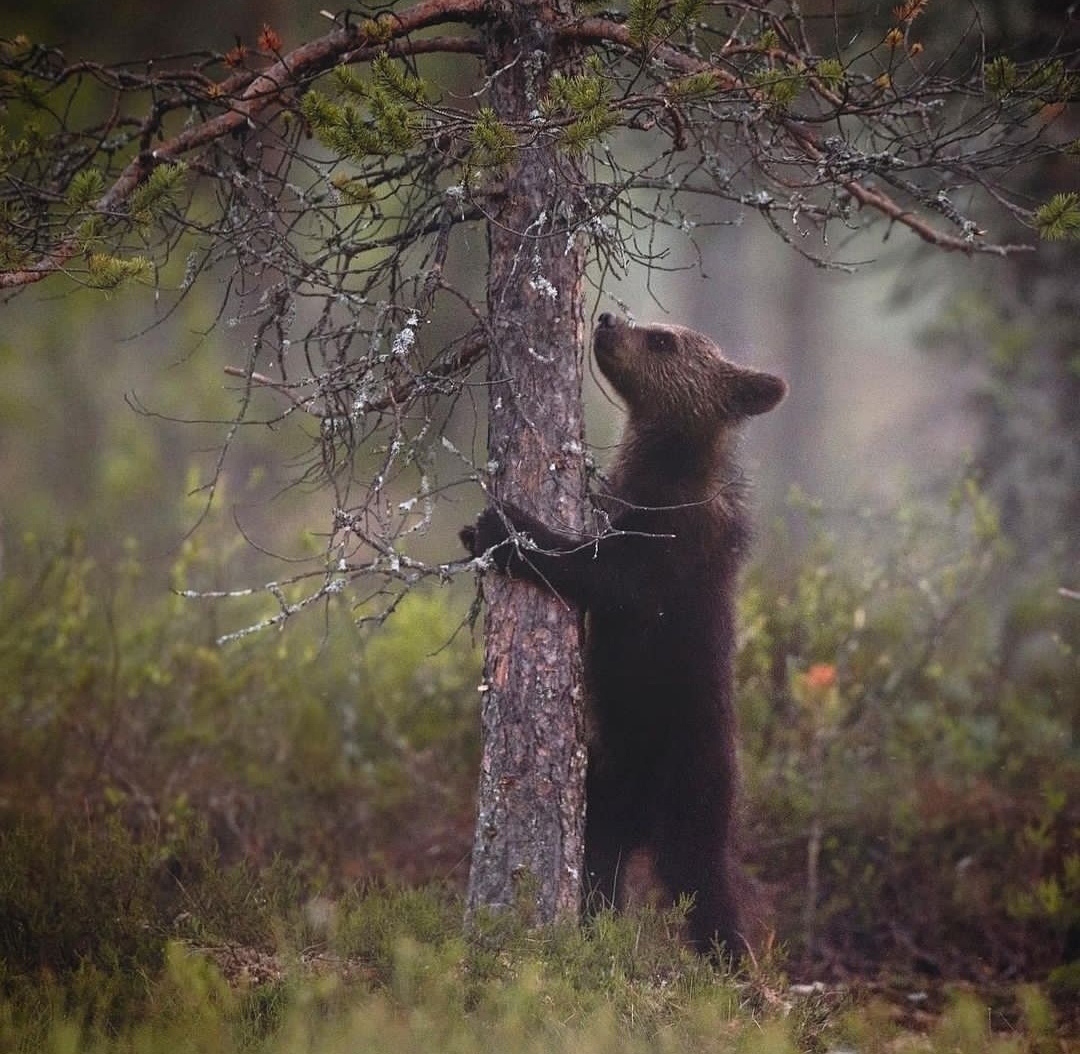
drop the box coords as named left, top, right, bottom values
left=462, top=312, right=786, bottom=956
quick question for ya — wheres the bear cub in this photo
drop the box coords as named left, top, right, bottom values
left=461, top=312, right=786, bottom=956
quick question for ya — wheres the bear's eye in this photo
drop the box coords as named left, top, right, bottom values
left=645, top=331, right=676, bottom=355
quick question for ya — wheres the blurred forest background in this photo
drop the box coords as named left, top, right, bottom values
left=1, top=0, right=1078, bottom=1034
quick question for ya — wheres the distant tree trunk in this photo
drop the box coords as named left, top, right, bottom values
left=465, top=0, right=589, bottom=924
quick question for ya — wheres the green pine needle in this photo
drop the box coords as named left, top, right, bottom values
left=1034, top=192, right=1080, bottom=241
left=469, top=107, right=517, bottom=169
left=65, top=168, right=105, bottom=211
left=128, top=163, right=186, bottom=227
left=86, top=253, right=153, bottom=290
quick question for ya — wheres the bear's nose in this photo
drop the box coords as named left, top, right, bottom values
left=597, top=312, right=617, bottom=329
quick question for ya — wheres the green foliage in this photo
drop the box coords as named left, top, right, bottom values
left=813, top=58, right=846, bottom=92
left=329, top=173, right=377, bottom=207
left=1033, top=192, right=1080, bottom=241
left=0, top=531, right=481, bottom=935
left=302, top=59, right=425, bottom=163
left=545, top=65, right=617, bottom=156
left=1006, top=785, right=1080, bottom=936
left=85, top=252, right=153, bottom=289
left=128, top=163, right=187, bottom=227
left=0, top=814, right=166, bottom=981
left=627, top=0, right=704, bottom=49
left=469, top=107, right=517, bottom=169
left=0, top=479, right=1078, bottom=1047
left=986, top=55, right=1078, bottom=104
left=0, top=33, right=33, bottom=62
left=368, top=52, right=428, bottom=107
left=301, top=91, right=385, bottom=161
left=666, top=70, right=719, bottom=100
left=0, top=119, right=46, bottom=174
left=0, top=881, right=758, bottom=1054
left=0, top=901, right=1071, bottom=1053
left=329, top=885, right=462, bottom=978
left=546, top=64, right=607, bottom=115
left=627, top=0, right=665, bottom=48
left=65, top=167, right=105, bottom=210
left=985, top=56, right=1019, bottom=99
left=1023, top=59, right=1078, bottom=103
left=0, top=805, right=304, bottom=1028
left=671, top=0, right=706, bottom=28
left=1, top=476, right=1077, bottom=1045
left=737, top=479, right=1080, bottom=974
left=931, top=993, right=1013, bottom=1054
left=749, top=66, right=805, bottom=111
left=358, top=15, right=395, bottom=46
left=756, top=28, right=781, bottom=51
left=925, top=288, right=1031, bottom=379
left=0, top=229, right=27, bottom=268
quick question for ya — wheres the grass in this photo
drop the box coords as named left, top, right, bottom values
left=1, top=883, right=1076, bottom=1054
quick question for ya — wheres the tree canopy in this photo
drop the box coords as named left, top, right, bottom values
left=2, top=1, right=1076, bottom=615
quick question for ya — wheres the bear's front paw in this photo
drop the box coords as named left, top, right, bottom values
left=460, top=507, right=511, bottom=559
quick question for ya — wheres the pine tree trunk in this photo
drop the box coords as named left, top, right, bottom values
left=466, top=0, right=589, bottom=925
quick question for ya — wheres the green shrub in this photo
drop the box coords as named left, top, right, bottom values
left=0, top=531, right=482, bottom=1025
left=0, top=531, right=481, bottom=883
left=1, top=468, right=1077, bottom=1041
left=737, top=480, right=1080, bottom=975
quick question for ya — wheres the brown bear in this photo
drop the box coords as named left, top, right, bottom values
left=461, top=312, right=786, bottom=956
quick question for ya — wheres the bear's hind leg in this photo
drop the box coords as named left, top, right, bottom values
left=651, top=781, right=743, bottom=960
left=582, top=763, right=642, bottom=915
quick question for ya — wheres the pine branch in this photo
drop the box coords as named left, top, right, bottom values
left=223, top=331, right=488, bottom=418
left=0, top=0, right=486, bottom=289
left=565, top=15, right=1039, bottom=257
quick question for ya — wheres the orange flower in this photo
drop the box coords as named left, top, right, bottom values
left=804, top=663, right=837, bottom=691
left=259, top=24, right=283, bottom=53
left=224, top=43, right=248, bottom=69
left=794, top=662, right=843, bottom=731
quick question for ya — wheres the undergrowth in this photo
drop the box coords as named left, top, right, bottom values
left=737, top=481, right=1079, bottom=979
left=1, top=888, right=1071, bottom=1054
left=1, top=476, right=1078, bottom=1048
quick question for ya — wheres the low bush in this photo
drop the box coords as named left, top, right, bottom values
left=0, top=473, right=1077, bottom=1040
left=737, top=481, right=1080, bottom=978
left=0, top=530, right=482, bottom=885
left=0, top=530, right=481, bottom=1024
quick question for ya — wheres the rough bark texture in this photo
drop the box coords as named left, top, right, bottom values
left=465, top=0, right=589, bottom=924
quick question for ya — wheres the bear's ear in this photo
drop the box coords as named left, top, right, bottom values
left=733, top=369, right=787, bottom=416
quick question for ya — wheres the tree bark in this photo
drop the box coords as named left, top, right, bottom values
left=466, top=0, right=589, bottom=924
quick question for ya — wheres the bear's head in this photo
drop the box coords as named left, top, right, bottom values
left=593, top=313, right=786, bottom=436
